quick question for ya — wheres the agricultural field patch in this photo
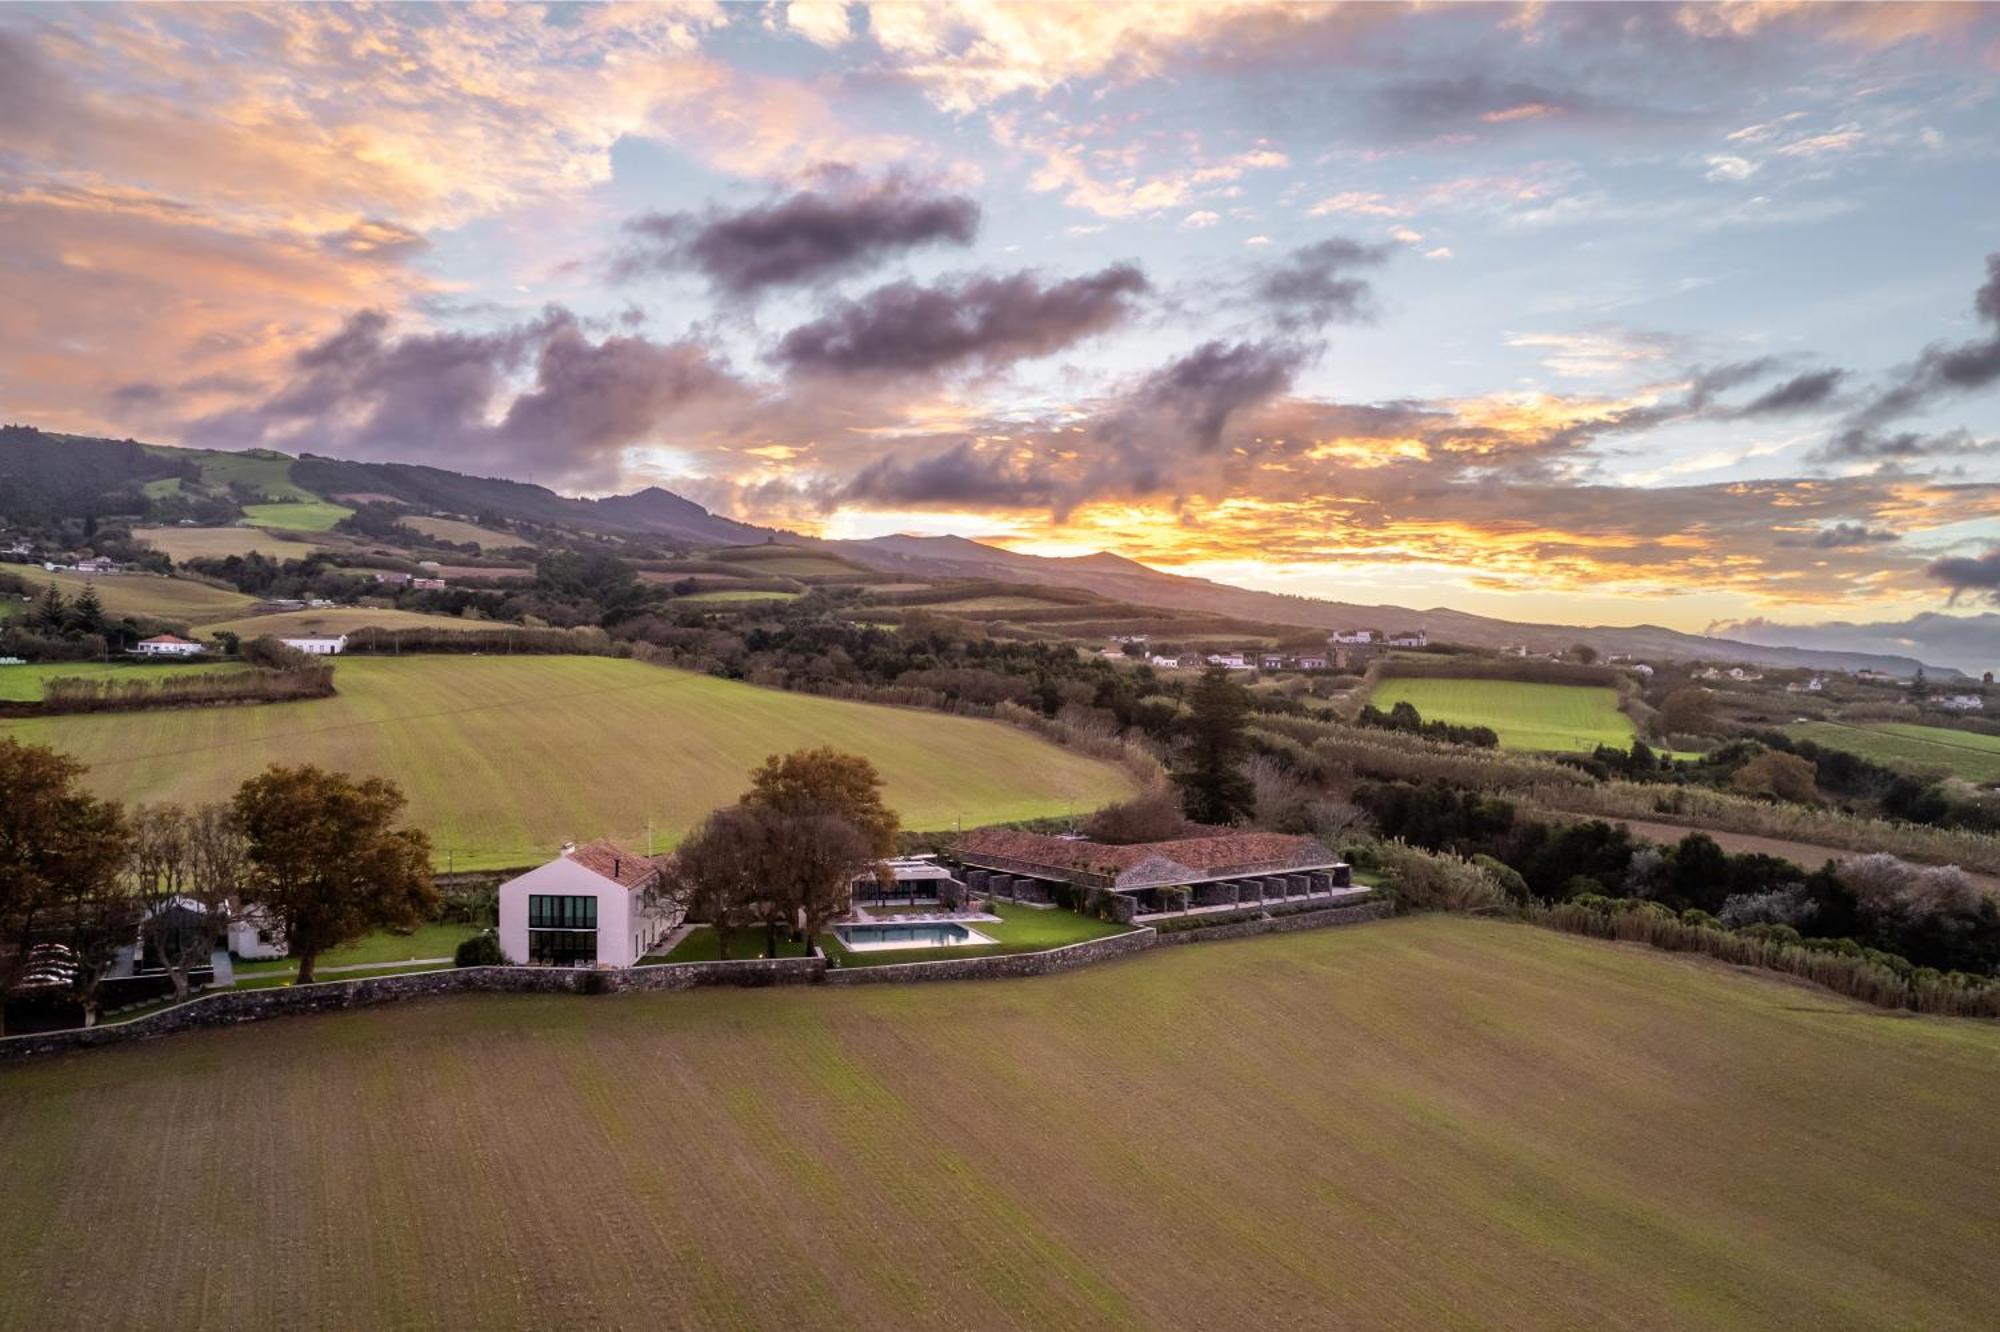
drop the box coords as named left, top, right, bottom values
left=12, top=570, right=256, bottom=625
left=239, top=500, right=353, bottom=531
left=676, top=589, right=802, bottom=603
left=1370, top=676, right=1637, bottom=753
left=0, top=656, right=1137, bottom=870
left=3, top=919, right=1996, bottom=1327
left=1787, top=720, right=2000, bottom=783
left=133, top=526, right=323, bottom=563
left=160, top=447, right=319, bottom=501
left=925, top=595, right=1075, bottom=611
left=712, top=548, right=860, bottom=576
left=203, top=607, right=488, bottom=639
left=402, top=515, right=532, bottom=550
left=0, top=660, right=250, bottom=702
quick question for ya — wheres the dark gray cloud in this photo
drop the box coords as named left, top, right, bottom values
left=1738, top=368, right=1845, bottom=416
left=774, top=263, right=1148, bottom=378
left=1375, top=75, right=1590, bottom=136
left=1775, top=522, right=1899, bottom=549
left=1122, top=338, right=1311, bottom=451
left=1254, top=237, right=1392, bottom=331
left=615, top=172, right=979, bottom=295
left=841, top=441, right=1057, bottom=509
left=1822, top=253, right=2000, bottom=459
left=194, top=306, right=738, bottom=488
left=1927, top=547, right=2000, bottom=605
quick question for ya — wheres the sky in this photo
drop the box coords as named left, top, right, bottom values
left=4, top=2, right=2000, bottom=645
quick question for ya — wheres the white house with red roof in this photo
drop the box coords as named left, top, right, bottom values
left=497, top=839, right=682, bottom=968
left=133, top=633, right=205, bottom=657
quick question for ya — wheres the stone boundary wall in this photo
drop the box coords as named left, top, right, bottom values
left=1150, top=901, right=1391, bottom=946
left=823, top=926, right=1158, bottom=986
left=2, top=900, right=1391, bottom=1061
left=0, top=955, right=826, bottom=1062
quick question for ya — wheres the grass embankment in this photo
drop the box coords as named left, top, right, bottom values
left=239, top=501, right=353, bottom=531
left=1789, top=720, right=2000, bottom=783
left=0, top=656, right=1136, bottom=870
left=0, top=661, right=250, bottom=702
left=2, top=919, right=1996, bottom=1327
left=1370, top=676, right=1636, bottom=753
left=676, top=589, right=802, bottom=604
left=14, top=569, right=255, bottom=624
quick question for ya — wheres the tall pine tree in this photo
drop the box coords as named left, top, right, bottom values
left=29, top=582, right=66, bottom=633
left=68, top=581, right=105, bottom=636
left=1174, top=666, right=1254, bottom=826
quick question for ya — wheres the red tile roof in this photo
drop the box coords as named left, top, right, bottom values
left=953, top=827, right=1339, bottom=888
left=564, top=839, right=663, bottom=891
left=139, top=633, right=196, bottom=645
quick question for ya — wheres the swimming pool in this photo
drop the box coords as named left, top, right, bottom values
left=834, top=922, right=996, bottom=952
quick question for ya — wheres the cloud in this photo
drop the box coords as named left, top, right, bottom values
left=196, top=307, right=742, bottom=489
left=1927, top=548, right=2000, bottom=605
left=842, top=441, right=1057, bottom=508
left=781, top=1, right=854, bottom=48
left=1775, top=522, right=1899, bottom=548
left=774, top=263, right=1149, bottom=378
left=1704, top=155, right=1759, bottom=182
left=1737, top=368, right=1845, bottom=415
left=1506, top=328, right=1680, bottom=380
left=1817, top=253, right=2000, bottom=460
left=1121, top=338, right=1312, bottom=451
left=615, top=171, right=980, bottom=295
left=1253, top=237, right=1393, bottom=331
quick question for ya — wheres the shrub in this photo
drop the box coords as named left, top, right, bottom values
left=1374, top=841, right=1508, bottom=914
left=454, top=932, right=506, bottom=967
left=1472, top=855, right=1530, bottom=906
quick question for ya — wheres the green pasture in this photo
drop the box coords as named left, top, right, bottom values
left=1788, top=720, right=2000, bottom=783
left=1369, top=676, right=1637, bottom=753
left=0, top=656, right=1138, bottom=870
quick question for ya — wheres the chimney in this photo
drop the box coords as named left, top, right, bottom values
left=613, top=857, right=621, bottom=878
left=561, top=840, right=577, bottom=857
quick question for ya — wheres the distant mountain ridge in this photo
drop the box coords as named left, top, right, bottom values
left=0, top=428, right=1966, bottom=675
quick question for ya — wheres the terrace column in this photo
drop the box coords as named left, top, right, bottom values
left=963, top=868, right=988, bottom=893
left=1332, top=864, right=1353, bottom=889
left=1262, top=876, right=1289, bottom=900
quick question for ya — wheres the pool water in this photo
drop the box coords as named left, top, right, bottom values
left=834, top=922, right=996, bottom=952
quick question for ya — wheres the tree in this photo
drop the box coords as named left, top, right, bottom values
left=1569, top=643, right=1599, bottom=665
left=742, top=748, right=899, bottom=943
left=53, top=864, right=138, bottom=1026
left=128, top=803, right=246, bottom=1002
left=661, top=804, right=771, bottom=959
left=1658, top=687, right=1718, bottom=737
left=232, top=766, right=438, bottom=983
left=1174, top=666, right=1254, bottom=825
left=28, top=582, right=65, bottom=633
left=67, top=581, right=105, bottom=636
left=1083, top=782, right=1187, bottom=844
left=1730, top=750, right=1820, bottom=805
left=0, top=738, right=129, bottom=1033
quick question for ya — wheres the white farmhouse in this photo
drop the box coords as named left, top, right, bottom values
left=1938, top=694, right=1986, bottom=712
left=133, top=633, right=205, bottom=657
left=227, top=903, right=287, bottom=960
left=498, top=840, right=683, bottom=968
left=281, top=634, right=348, bottom=655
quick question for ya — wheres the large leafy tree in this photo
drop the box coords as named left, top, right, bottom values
left=0, top=738, right=130, bottom=1034
left=662, top=805, right=773, bottom=960
left=743, top=747, right=899, bottom=940
left=128, top=803, right=248, bottom=1002
left=232, top=766, right=438, bottom=984
left=1174, top=666, right=1254, bottom=825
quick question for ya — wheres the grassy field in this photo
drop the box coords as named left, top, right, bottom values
left=0, top=656, right=1136, bottom=869
left=6, top=569, right=256, bottom=624
left=3, top=918, right=1997, bottom=1328
left=713, top=549, right=859, bottom=576
left=204, top=607, right=486, bottom=639
left=185, top=448, right=318, bottom=501
left=1371, top=676, right=1637, bottom=753
left=927, top=595, right=1073, bottom=611
left=133, top=526, right=323, bottom=563
left=403, top=515, right=532, bottom=550
left=239, top=500, right=353, bottom=531
left=1788, top=720, right=2000, bottom=783
left=0, top=660, right=248, bottom=701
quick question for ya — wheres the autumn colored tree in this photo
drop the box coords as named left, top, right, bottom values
left=662, top=805, right=773, bottom=960
left=742, top=747, right=899, bottom=859
left=232, top=766, right=438, bottom=984
left=1730, top=750, right=1821, bottom=805
left=1658, top=687, right=1719, bottom=737
left=0, top=739, right=130, bottom=1033
left=1175, top=666, right=1254, bottom=826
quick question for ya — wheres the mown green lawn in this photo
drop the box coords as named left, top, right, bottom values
left=1370, top=676, right=1637, bottom=753
left=231, top=924, right=482, bottom=976
left=2, top=656, right=1137, bottom=870
left=3, top=918, right=1996, bottom=1327
left=1788, top=720, right=2000, bottom=783
left=657, top=927, right=815, bottom=962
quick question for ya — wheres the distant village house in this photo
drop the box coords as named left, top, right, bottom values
left=133, top=634, right=205, bottom=657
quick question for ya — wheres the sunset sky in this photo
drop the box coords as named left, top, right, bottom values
left=5, top=2, right=2000, bottom=640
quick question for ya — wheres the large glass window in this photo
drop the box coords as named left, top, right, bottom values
left=528, top=895, right=597, bottom=930
left=527, top=894, right=598, bottom=965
